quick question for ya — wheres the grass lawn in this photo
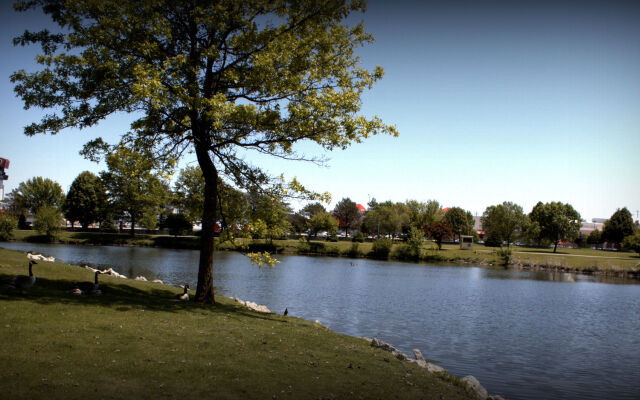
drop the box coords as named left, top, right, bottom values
left=0, top=248, right=474, bottom=400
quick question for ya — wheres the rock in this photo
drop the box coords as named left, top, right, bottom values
left=371, top=338, right=397, bottom=353
left=462, top=375, right=488, bottom=400
left=85, top=265, right=97, bottom=273
left=413, top=349, right=425, bottom=361
left=425, top=363, right=446, bottom=374
left=152, top=279, right=163, bottom=284
left=391, top=350, right=411, bottom=361
left=134, top=276, right=148, bottom=281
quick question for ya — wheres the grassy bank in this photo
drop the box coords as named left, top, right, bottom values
left=8, top=229, right=640, bottom=277
left=0, top=248, right=474, bottom=400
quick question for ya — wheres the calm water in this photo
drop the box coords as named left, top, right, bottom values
left=2, top=242, right=639, bottom=400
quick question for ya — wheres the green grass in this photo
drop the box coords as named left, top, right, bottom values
left=0, top=248, right=473, bottom=400
left=8, top=229, right=640, bottom=275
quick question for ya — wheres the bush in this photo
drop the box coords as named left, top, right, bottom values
left=622, top=234, right=640, bottom=255
left=484, top=234, right=502, bottom=247
left=0, top=214, right=17, bottom=241
left=161, top=213, right=192, bottom=236
left=34, top=206, right=63, bottom=241
left=496, top=247, right=512, bottom=266
left=371, top=238, right=393, bottom=259
left=352, top=231, right=365, bottom=243
left=327, top=233, right=338, bottom=242
left=345, top=242, right=362, bottom=257
left=99, top=220, right=118, bottom=233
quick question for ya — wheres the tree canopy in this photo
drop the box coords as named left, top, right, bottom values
left=12, top=0, right=396, bottom=303
left=481, top=202, right=526, bottom=247
left=100, top=147, right=168, bottom=236
left=529, top=201, right=581, bottom=253
left=63, top=171, right=106, bottom=229
left=444, top=206, right=474, bottom=240
left=333, top=197, right=361, bottom=236
left=14, top=176, right=65, bottom=214
left=602, top=207, right=636, bottom=248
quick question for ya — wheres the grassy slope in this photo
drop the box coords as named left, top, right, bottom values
left=9, top=229, right=640, bottom=273
left=0, top=248, right=473, bottom=400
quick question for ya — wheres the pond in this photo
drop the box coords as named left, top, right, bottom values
left=2, top=242, right=639, bottom=400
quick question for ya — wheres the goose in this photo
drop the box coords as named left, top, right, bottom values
left=2, top=260, right=37, bottom=291
left=176, top=284, right=190, bottom=301
left=73, top=270, right=102, bottom=295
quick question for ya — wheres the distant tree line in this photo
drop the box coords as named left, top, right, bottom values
left=1, top=162, right=638, bottom=254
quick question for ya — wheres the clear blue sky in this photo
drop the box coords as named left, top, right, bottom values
left=1, top=0, right=639, bottom=221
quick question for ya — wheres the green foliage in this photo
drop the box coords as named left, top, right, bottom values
left=14, top=176, right=65, bottom=214
left=308, top=211, right=339, bottom=238
left=587, top=229, right=603, bottom=246
left=161, top=214, right=192, bottom=236
left=496, top=247, right=513, bottom=266
left=404, top=226, right=425, bottom=259
left=100, top=147, right=168, bottom=236
left=444, top=207, right=474, bottom=240
left=481, top=202, right=527, bottom=247
left=364, top=201, right=408, bottom=238
left=352, top=231, right=366, bottom=242
left=247, top=252, right=280, bottom=268
left=622, top=234, right=640, bottom=254
left=405, top=199, right=442, bottom=230
left=529, top=201, right=581, bottom=252
left=172, top=166, right=205, bottom=223
left=0, top=214, right=17, bottom=241
left=12, top=0, right=396, bottom=303
left=371, top=238, right=394, bottom=259
left=346, top=242, right=362, bottom=257
left=602, top=207, right=635, bottom=248
left=33, top=206, right=63, bottom=240
left=333, top=198, right=361, bottom=237
left=249, top=191, right=291, bottom=243
left=63, top=171, right=107, bottom=229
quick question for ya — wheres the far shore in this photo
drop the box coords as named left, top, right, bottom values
left=5, top=229, right=640, bottom=280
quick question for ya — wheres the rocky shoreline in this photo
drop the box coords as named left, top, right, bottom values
left=368, top=337, right=506, bottom=400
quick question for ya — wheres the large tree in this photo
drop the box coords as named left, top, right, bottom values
left=481, top=201, right=527, bottom=247
left=100, top=147, right=168, bottom=236
left=333, top=197, right=361, bottom=237
left=63, top=171, right=106, bottom=229
left=602, top=207, right=636, bottom=249
left=529, top=201, right=581, bottom=253
left=444, top=206, right=474, bottom=241
left=12, top=0, right=395, bottom=303
left=14, top=176, right=65, bottom=214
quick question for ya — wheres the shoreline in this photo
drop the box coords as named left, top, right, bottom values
left=4, top=231, right=639, bottom=281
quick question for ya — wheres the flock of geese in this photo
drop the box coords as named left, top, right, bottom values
left=1, top=253, right=191, bottom=301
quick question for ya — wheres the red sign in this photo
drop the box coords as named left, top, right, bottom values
left=0, top=158, right=9, bottom=169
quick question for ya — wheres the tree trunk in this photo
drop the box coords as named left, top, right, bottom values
left=553, top=240, right=559, bottom=253
left=130, top=213, right=136, bottom=237
left=194, top=143, right=217, bottom=304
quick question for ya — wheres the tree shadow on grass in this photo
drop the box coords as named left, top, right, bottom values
left=0, top=274, right=283, bottom=322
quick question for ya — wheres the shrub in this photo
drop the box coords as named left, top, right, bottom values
left=405, top=227, right=424, bottom=260
left=371, top=238, right=393, bottom=259
left=622, top=234, right=640, bottom=255
left=345, top=242, right=362, bottom=257
left=34, top=206, right=63, bottom=241
left=352, top=231, right=365, bottom=243
left=496, top=247, right=512, bottom=266
left=327, top=233, right=338, bottom=242
left=0, top=213, right=17, bottom=241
